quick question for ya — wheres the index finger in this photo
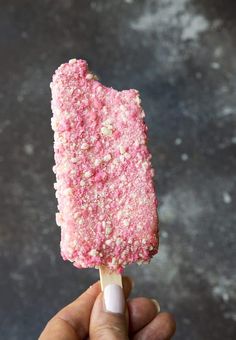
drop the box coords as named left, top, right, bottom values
left=39, top=281, right=101, bottom=340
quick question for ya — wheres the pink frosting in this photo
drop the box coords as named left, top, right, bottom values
left=51, top=59, right=158, bottom=272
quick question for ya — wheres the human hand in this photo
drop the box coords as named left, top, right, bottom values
left=39, top=277, right=176, bottom=339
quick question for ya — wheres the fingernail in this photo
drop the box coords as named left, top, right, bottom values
left=104, top=284, right=125, bottom=314
left=151, top=299, right=161, bottom=313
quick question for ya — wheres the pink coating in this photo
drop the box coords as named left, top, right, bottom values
left=51, top=59, right=158, bottom=272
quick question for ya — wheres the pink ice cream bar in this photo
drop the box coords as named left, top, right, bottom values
left=51, top=59, right=158, bottom=272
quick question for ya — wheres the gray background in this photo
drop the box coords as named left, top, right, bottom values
left=0, top=0, right=236, bottom=339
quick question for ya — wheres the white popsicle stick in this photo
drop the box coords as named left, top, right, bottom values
left=99, top=266, right=122, bottom=291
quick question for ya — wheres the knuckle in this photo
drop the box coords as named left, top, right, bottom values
left=92, top=323, right=127, bottom=339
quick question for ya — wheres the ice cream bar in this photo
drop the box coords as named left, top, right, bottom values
left=51, top=59, right=158, bottom=272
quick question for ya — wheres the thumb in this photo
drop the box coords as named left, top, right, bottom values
left=89, top=284, right=129, bottom=340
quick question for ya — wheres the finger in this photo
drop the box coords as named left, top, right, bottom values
left=90, top=284, right=129, bottom=340
left=133, top=312, right=176, bottom=340
left=122, top=276, right=133, bottom=299
left=128, top=297, right=160, bottom=333
left=39, top=316, right=79, bottom=340
left=39, top=281, right=101, bottom=340
left=39, top=277, right=133, bottom=340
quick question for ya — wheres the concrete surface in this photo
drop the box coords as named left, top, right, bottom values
left=0, top=0, right=235, bottom=339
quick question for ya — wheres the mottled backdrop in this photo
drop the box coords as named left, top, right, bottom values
left=0, top=0, right=235, bottom=339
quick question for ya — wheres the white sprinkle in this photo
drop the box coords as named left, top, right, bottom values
left=101, top=126, right=112, bottom=136
left=119, top=155, right=125, bottom=162
left=103, top=154, right=112, bottom=162
left=124, top=152, right=130, bottom=159
left=105, top=239, right=112, bottom=245
left=140, top=138, right=145, bottom=145
left=137, top=224, right=142, bottom=230
left=94, top=159, right=101, bottom=166
left=120, top=105, right=126, bottom=112
left=81, top=142, right=89, bottom=150
left=111, top=258, right=116, bottom=265
left=142, top=161, right=148, bottom=169
left=80, top=180, right=85, bottom=186
left=86, top=73, right=93, bottom=80
left=69, top=59, right=76, bottom=64
left=211, top=62, right=220, bottom=70
left=137, top=260, right=144, bottom=265
left=65, top=188, right=72, bottom=195
left=121, top=175, right=126, bottom=182
left=102, top=119, right=112, bottom=126
left=149, top=246, right=153, bottom=250
left=181, top=153, right=189, bottom=161
left=73, top=212, right=79, bottom=219
left=175, top=138, right=182, bottom=145
left=89, top=249, right=97, bottom=256
left=134, top=140, right=139, bottom=147
left=84, top=171, right=92, bottom=178
left=55, top=213, right=62, bottom=226
left=222, top=192, right=232, bottom=204
left=106, top=227, right=112, bottom=235
left=116, top=238, right=122, bottom=245
left=123, top=219, right=129, bottom=227
left=71, top=157, right=77, bottom=163
left=142, top=239, right=146, bottom=244
left=136, top=96, right=141, bottom=105
left=51, top=117, right=56, bottom=130
left=117, top=211, right=123, bottom=219
left=119, top=145, right=126, bottom=154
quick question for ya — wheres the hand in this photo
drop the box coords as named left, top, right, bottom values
left=39, top=277, right=176, bottom=339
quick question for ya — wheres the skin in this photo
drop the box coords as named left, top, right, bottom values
left=39, top=277, right=176, bottom=340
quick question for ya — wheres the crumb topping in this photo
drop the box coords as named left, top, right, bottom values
left=51, top=59, right=158, bottom=272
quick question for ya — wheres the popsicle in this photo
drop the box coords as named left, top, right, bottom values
left=51, top=59, right=158, bottom=282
